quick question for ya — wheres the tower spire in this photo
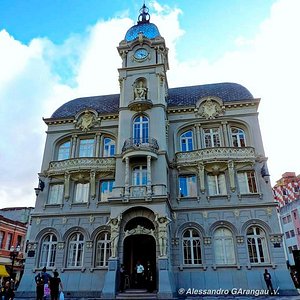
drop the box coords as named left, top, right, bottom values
left=137, top=2, right=150, bottom=24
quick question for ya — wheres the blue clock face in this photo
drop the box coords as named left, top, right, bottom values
left=134, top=48, right=149, bottom=60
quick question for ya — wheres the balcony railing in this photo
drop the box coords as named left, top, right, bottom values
left=122, top=137, right=159, bottom=153
left=176, top=147, right=256, bottom=166
left=47, top=157, right=116, bottom=176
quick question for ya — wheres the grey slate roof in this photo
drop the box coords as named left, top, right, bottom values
left=51, top=82, right=254, bottom=119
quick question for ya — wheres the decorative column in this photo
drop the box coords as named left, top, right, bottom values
left=228, top=160, right=235, bottom=192
left=192, top=126, right=197, bottom=149
left=147, top=155, right=152, bottom=198
left=221, top=121, right=229, bottom=147
left=196, top=124, right=202, bottom=148
left=71, top=134, right=77, bottom=158
left=197, top=162, right=205, bottom=193
left=90, top=170, right=96, bottom=199
left=95, top=133, right=101, bottom=157
left=99, top=135, right=104, bottom=157
left=64, top=172, right=70, bottom=199
left=124, top=157, right=130, bottom=198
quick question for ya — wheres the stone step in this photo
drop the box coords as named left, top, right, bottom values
left=116, top=289, right=157, bottom=299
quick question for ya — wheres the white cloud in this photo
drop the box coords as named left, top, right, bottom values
left=0, top=0, right=299, bottom=208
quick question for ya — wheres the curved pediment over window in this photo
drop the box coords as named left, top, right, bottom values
left=196, top=96, right=225, bottom=120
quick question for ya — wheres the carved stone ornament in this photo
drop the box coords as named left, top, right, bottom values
left=197, top=98, right=225, bottom=119
left=75, top=110, right=97, bottom=132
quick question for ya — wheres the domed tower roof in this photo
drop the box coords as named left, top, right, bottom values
left=124, top=4, right=161, bottom=42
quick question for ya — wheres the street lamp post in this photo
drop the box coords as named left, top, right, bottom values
left=9, top=245, right=21, bottom=280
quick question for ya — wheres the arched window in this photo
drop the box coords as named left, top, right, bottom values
left=214, top=228, right=236, bottom=265
left=57, top=141, right=71, bottom=160
left=67, top=233, right=84, bottom=267
left=103, top=138, right=115, bottom=157
left=39, top=234, right=57, bottom=268
left=247, top=226, right=269, bottom=263
left=231, top=128, right=246, bottom=147
left=95, top=232, right=111, bottom=267
left=180, top=130, right=194, bottom=152
left=133, top=165, right=147, bottom=186
left=182, top=228, right=202, bottom=265
left=133, top=115, right=149, bottom=143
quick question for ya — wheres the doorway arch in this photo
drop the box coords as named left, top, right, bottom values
left=123, top=234, right=156, bottom=289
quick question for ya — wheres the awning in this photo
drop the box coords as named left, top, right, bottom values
left=0, top=265, right=10, bottom=277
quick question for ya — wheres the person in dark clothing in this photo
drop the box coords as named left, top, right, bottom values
left=263, top=269, right=274, bottom=295
left=119, top=264, right=126, bottom=292
left=145, top=261, right=154, bottom=292
left=35, top=267, right=52, bottom=300
left=49, top=271, right=63, bottom=300
left=2, top=280, right=15, bottom=300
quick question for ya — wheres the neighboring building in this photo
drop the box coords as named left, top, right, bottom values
left=273, top=172, right=300, bottom=266
left=18, top=5, right=294, bottom=298
left=0, top=208, right=31, bottom=284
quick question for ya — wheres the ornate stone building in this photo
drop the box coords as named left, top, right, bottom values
left=18, top=5, right=294, bottom=299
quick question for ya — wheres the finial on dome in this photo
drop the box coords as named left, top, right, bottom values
left=137, top=2, right=150, bottom=24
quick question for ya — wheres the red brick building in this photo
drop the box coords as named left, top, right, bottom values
left=0, top=214, right=28, bottom=283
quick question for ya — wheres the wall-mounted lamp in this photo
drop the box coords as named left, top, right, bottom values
left=34, top=179, right=45, bottom=196
left=261, top=164, right=270, bottom=184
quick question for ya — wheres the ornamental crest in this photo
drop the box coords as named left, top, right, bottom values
left=75, top=110, right=97, bottom=132
left=197, top=98, right=225, bottom=119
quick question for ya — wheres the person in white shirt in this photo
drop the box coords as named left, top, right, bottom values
left=135, top=261, right=144, bottom=288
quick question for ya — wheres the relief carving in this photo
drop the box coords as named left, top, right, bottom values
left=197, top=98, right=225, bottom=119
left=75, top=110, right=97, bottom=132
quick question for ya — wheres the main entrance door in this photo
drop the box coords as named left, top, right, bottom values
left=123, top=234, right=156, bottom=289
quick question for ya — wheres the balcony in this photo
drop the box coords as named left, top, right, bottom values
left=109, top=184, right=167, bottom=200
left=128, top=98, right=153, bottom=111
left=122, top=137, right=159, bottom=159
left=176, top=147, right=256, bottom=167
left=47, top=157, right=116, bottom=176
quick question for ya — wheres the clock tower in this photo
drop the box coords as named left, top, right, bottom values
left=114, top=4, right=170, bottom=201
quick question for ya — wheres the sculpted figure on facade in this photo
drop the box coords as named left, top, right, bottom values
left=107, top=215, right=122, bottom=257
left=134, top=80, right=148, bottom=100
left=155, top=213, right=171, bottom=257
left=76, top=110, right=97, bottom=132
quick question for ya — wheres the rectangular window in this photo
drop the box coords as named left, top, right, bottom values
left=179, top=175, right=197, bottom=197
left=0, top=231, right=4, bottom=249
left=100, top=181, right=115, bottom=202
left=293, top=245, right=298, bottom=250
left=282, top=217, right=287, bottom=224
left=79, top=139, right=94, bottom=157
left=287, top=215, right=292, bottom=223
left=6, top=233, right=12, bottom=250
left=203, top=128, right=221, bottom=148
left=48, top=184, right=64, bottom=204
left=207, top=173, right=227, bottom=196
left=288, top=246, right=293, bottom=253
left=237, top=171, right=257, bottom=194
left=291, top=230, right=295, bottom=237
left=74, top=183, right=90, bottom=203
left=293, top=211, right=297, bottom=219
left=297, top=228, right=300, bottom=235
left=286, top=231, right=290, bottom=239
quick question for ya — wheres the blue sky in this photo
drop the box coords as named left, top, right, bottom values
left=0, top=0, right=299, bottom=208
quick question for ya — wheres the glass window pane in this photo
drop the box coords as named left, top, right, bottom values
left=58, top=141, right=71, bottom=160
left=48, top=184, right=64, bottom=204
left=79, top=139, right=94, bottom=157
left=75, top=183, right=89, bottom=203
left=100, top=181, right=115, bottom=202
